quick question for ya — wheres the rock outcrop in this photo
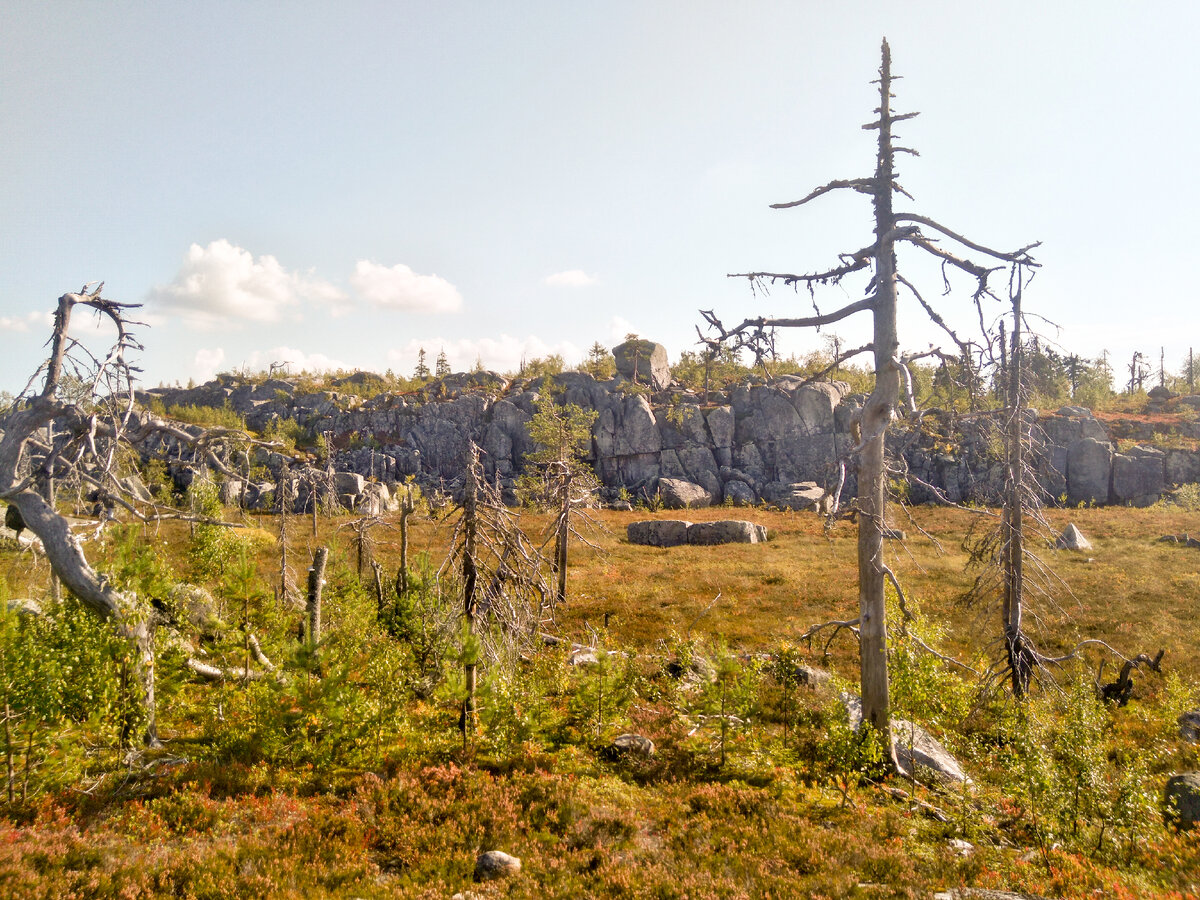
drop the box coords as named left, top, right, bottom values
left=130, top=352, right=1200, bottom=512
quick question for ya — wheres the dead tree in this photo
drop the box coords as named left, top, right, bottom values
left=703, top=40, right=1038, bottom=760
left=0, top=286, right=162, bottom=745
left=967, top=278, right=1165, bottom=699
left=0, top=286, right=282, bottom=744
left=395, top=483, right=416, bottom=596
left=443, top=443, right=553, bottom=744
left=305, top=546, right=329, bottom=650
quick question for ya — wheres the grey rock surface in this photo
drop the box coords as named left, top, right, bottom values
left=474, top=850, right=521, bottom=881
left=843, top=694, right=969, bottom=785
left=1164, top=772, right=1200, bottom=829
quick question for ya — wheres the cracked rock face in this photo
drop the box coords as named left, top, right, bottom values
left=134, top=362, right=1200, bottom=511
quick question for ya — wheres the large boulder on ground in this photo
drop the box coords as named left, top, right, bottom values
left=474, top=850, right=521, bottom=881
left=843, top=694, right=968, bottom=784
left=1164, top=772, right=1200, bottom=829
left=1055, top=523, right=1093, bottom=551
left=613, top=339, right=671, bottom=390
left=763, top=481, right=826, bottom=511
left=687, top=520, right=768, bottom=545
left=658, top=477, right=712, bottom=509
left=607, top=733, right=656, bottom=759
left=627, top=520, right=692, bottom=548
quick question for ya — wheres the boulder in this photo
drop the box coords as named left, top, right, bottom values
left=1164, top=449, right=1200, bottom=487
left=218, top=478, right=243, bottom=507
left=6, top=598, right=42, bottom=618
left=687, top=520, right=768, bottom=545
left=1055, top=523, right=1092, bottom=551
left=568, top=648, right=599, bottom=667
left=334, top=471, right=365, bottom=496
left=1164, top=772, right=1200, bottom=830
left=658, top=477, right=712, bottom=509
left=613, top=339, right=671, bottom=390
left=763, top=481, right=826, bottom=511
left=474, top=850, right=521, bottom=881
left=1179, top=711, right=1200, bottom=743
left=121, top=474, right=154, bottom=503
left=843, top=694, right=969, bottom=784
left=627, top=520, right=692, bottom=548
left=608, top=733, right=656, bottom=758
left=1066, top=437, right=1112, bottom=505
left=677, top=445, right=722, bottom=499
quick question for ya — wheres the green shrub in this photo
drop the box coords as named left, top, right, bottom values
left=166, top=401, right=247, bottom=430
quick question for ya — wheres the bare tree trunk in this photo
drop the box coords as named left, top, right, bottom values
left=1003, top=273, right=1033, bottom=696
left=371, top=560, right=385, bottom=618
left=857, top=41, right=899, bottom=760
left=397, top=487, right=413, bottom=596
left=461, top=450, right=480, bottom=741
left=306, top=546, right=328, bottom=650
left=277, top=474, right=291, bottom=606
left=555, top=468, right=571, bottom=607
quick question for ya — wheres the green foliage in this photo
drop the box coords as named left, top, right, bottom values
left=994, top=674, right=1164, bottom=865
left=0, top=588, right=125, bottom=804
left=107, top=525, right=176, bottom=602
left=166, top=401, right=247, bottom=430
left=383, top=552, right=457, bottom=694
left=567, top=648, right=638, bottom=743
left=885, top=592, right=974, bottom=729
left=435, top=349, right=451, bottom=378
left=260, top=417, right=306, bottom=451
left=1160, top=481, right=1200, bottom=511
left=414, top=347, right=431, bottom=380
left=516, top=353, right=566, bottom=379
left=186, top=480, right=255, bottom=587
left=516, top=383, right=599, bottom=509
left=817, top=690, right=890, bottom=800
left=579, top=341, right=616, bottom=380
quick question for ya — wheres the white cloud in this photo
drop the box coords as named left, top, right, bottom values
left=350, top=260, right=463, bottom=313
left=387, top=335, right=584, bottom=376
left=0, top=310, right=52, bottom=333
left=543, top=269, right=598, bottom=288
left=193, top=348, right=226, bottom=382
left=148, top=239, right=347, bottom=328
left=608, top=316, right=639, bottom=341
left=190, top=345, right=348, bottom=383
left=239, top=347, right=349, bottom=375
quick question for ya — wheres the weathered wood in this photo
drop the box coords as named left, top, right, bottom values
left=306, top=546, right=328, bottom=649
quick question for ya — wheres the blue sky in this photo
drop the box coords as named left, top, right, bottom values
left=2, top=2, right=1197, bottom=391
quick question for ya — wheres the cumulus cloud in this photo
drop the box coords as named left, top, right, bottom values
left=350, top=261, right=463, bottom=313
left=0, top=310, right=53, bottom=333
left=193, top=348, right=226, bottom=382
left=388, top=335, right=584, bottom=376
left=543, top=269, right=598, bottom=288
left=148, top=239, right=347, bottom=328
left=608, top=316, right=639, bottom=341
left=191, top=345, right=348, bottom=383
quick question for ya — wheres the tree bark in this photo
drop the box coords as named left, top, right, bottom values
left=858, top=39, right=899, bottom=762
left=306, top=546, right=328, bottom=650
left=1003, top=272, right=1033, bottom=696
left=461, top=449, right=480, bottom=738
